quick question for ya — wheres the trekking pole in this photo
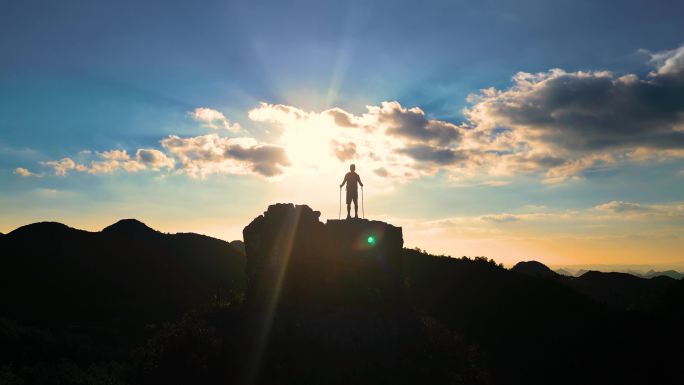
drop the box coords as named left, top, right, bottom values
left=338, top=186, right=342, bottom=220
left=361, top=185, right=365, bottom=219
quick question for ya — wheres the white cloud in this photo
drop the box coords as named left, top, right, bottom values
left=88, top=150, right=141, bottom=174
left=161, top=134, right=289, bottom=178
left=40, top=149, right=174, bottom=176
left=14, top=167, right=42, bottom=177
left=648, top=45, right=684, bottom=76
left=42, top=158, right=86, bottom=176
left=190, top=107, right=241, bottom=132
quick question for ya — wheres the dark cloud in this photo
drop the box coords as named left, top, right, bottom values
left=397, top=144, right=467, bottom=165
left=469, top=46, right=684, bottom=153
left=225, top=144, right=290, bottom=177
left=375, top=102, right=462, bottom=146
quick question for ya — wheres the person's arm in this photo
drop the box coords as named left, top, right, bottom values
left=358, top=174, right=363, bottom=187
left=340, top=174, right=347, bottom=188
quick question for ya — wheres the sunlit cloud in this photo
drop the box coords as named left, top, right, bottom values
left=14, top=167, right=42, bottom=177
left=189, top=107, right=241, bottom=132
left=42, top=157, right=87, bottom=176
left=246, top=101, right=468, bottom=180
left=464, top=46, right=684, bottom=182
left=594, top=200, right=684, bottom=219
left=161, top=134, right=289, bottom=178
left=135, top=149, right=175, bottom=170
left=41, top=149, right=174, bottom=176
left=18, top=45, right=684, bottom=186
left=480, top=213, right=521, bottom=223
left=647, top=45, right=684, bottom=76
left=594, top=201, right=653, bottom=213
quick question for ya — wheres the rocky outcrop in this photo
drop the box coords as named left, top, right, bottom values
left=242, top=203, right=404, bottom=312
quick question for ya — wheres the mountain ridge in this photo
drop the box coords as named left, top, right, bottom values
left=1, top=209, right=683, bottom=385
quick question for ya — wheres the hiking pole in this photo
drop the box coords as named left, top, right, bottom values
left=338, top=186, right=342, bottom=220
left=361, top=185, right=365, bottom=219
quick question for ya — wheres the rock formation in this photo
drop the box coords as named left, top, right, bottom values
left=242, top=203, right=404, bottom=312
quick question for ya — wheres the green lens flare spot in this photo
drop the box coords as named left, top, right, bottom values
left=367, top=236, right=376, bottom=245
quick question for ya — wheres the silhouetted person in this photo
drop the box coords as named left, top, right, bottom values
left=340, top=164, right=363, bottom=219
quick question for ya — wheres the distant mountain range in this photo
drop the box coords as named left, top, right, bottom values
left=513, top=260, right=681, bottom=309
left=552, top=267, right=683, bottom=279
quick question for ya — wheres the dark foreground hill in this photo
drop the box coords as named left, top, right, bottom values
left=0, top=219, right=246, bottom=324
left=1, top=205, right=683, bottom=385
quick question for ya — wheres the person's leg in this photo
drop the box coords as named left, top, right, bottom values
left=353, top=195, right=358, bottom=218
left=345, top=190, right=352, bottom=218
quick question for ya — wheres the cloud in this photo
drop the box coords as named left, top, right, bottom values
left=14, top=167, right=42, bottom=177
left=190, top=107, right=241, bottom=132
left=248, top=102, right=306, bottom=124
left=593, top=200, right=684, bottom=219
left=31, top=136, right=284, bottom=180
left=593, top=200, right=684, bottom=218
left=326, top=108, right=358, bottom=128
left=42, top=158, right=86, bottom=176
left=480, top=213, right=521, bottom=223
left=332, top=140, right=357, bottom=161
left=370, top=101, right=463, bottom=146
left=135, top=149, right=175, bottom=170
left=479, top=180, right=511, bottom=187
left=246, top=100, right=472, bottom=181
left=467, top=69, right=684, bottom=151
left=373, top=167, right=389, bottom=177
left=161, top=134, right=289, bottom=178
left=89, top=150, right=144, bottom=174
left=40, top=149, right=174, bottom=176
left=594, top=201, right=653, bottom=213
left=396, top=144, right=467, bottom=165
left=648, top=45, right=684, bottom=77
left=463, top=48, right=684, bottom=181
left=19, top=45, right=684, bottom=184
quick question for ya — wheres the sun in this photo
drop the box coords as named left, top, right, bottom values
left=278, top=115, right=339, bottom=174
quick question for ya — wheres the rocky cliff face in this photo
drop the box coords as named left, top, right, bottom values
left=242, top=203, right=404, bottom=313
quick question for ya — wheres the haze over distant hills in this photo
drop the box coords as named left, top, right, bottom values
left=1, top=205, right=682, bottom=385
left=549, top=264, right=684, bottom=278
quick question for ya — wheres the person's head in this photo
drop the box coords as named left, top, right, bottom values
left=350, top=164, right=356, bottom=172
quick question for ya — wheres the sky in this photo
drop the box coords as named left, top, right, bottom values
left=2, top=0, right=684, bottom=269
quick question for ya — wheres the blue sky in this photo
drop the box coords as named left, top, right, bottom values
left=2, top=0, right=684, bottom=268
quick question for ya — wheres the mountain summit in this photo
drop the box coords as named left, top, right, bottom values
left=101, top=218, right=159, bottom=236
left=511, top=260, right=557, bottom=278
